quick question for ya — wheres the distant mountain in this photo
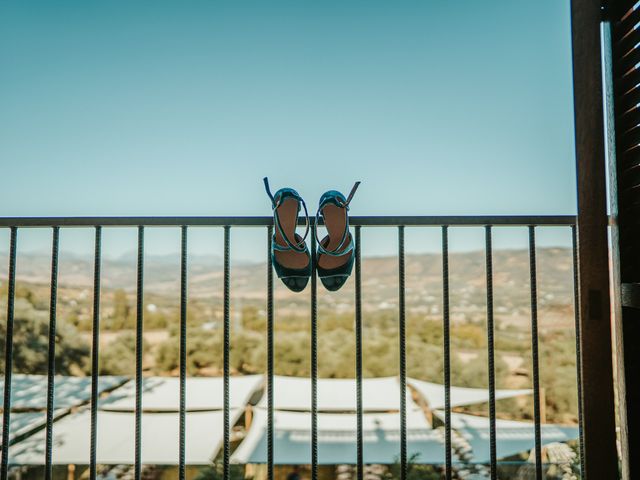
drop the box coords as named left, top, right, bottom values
left=111, top=250, right=225, bottom=266
left=0, top=250, right=226, bottom=292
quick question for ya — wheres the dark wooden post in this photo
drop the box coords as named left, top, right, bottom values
left=570, top=0, right=619, bottom=478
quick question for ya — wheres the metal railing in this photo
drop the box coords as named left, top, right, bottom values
left=0, top=215, right=581, bottom=480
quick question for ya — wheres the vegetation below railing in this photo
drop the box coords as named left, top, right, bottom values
left=0, top=282, right=579, bottom=425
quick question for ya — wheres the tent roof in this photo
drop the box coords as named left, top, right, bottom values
left=0, top=375, right=126, bottom=410
left=0, top=410, right=66, bottom=446
left=257, top=376, right=414, bottom=412
left=232, top=407, right=442, bottom=465
left=435, top=411, right=579, bottom=464
left=100, top=375, right=263, bottom=412
left=9, top=409, right=243, bottom=465
left=408, top=378, right=532, bottom=410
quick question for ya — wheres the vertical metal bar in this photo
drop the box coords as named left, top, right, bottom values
left=528, top=226, right=543, bottom=480
left=266, top=226, right=274, bottom=480
left=398, top=226, right=407, bottom=480
left=572, top=225, right=586, bottom=478
left=223, top=226, right=231, bottom=480
left=442, top=226, right=452, bottom=480
left=485, top=225, right=497, bottom=480
left=0, top=227, right=17, bottom=480
left=45, top=227, right=60, bottom=480
left=179, top=226, right=188, bottom=480
left=89, top=226, right=102, bottom=480
left=310, top=226, right=318, bottom=480
left=134, top=226, right=144, bottom=480
left=355, top=226, right=363, bottom=480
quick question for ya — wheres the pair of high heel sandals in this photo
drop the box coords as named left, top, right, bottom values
left=264, top=177, right=361, bottom=292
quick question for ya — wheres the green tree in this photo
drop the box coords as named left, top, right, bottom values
left=99, top=332, right=148, bottom=375
left=106, top=289, right=134, bottom=330
left=145, top=308, right=170, bottom=329
left=0, top=315, right=89, bottom=375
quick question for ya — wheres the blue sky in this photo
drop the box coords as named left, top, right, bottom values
left=0, top=1, right=576, bottom=260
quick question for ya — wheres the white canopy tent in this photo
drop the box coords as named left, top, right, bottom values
left=0, top=375, right=127, bottom=448
left=258, top=376, right=532, bottom=413
left=0, top=411, right=65, bottom=446
left=239, top=375, right=442, bottom=464
left=435, top=411, right=579, bottom=464
left=408, top=378, right=532, bottom=410
left=232, top=407, right=443, bottom=465
left=8, top=409, right=240, bottom=465
left=100, top=375, right=263, bottom=411
left=232, top=409, right=579, bottom=466
left=0, top=374, right=126, bottom=410
left=257, top=376, right=413, bottom=412
left=7, top=375, right=265, bottom=466
left=4, top=374, right=575, bottom=467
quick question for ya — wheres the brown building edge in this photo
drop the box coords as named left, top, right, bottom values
left=570, top=0, right=619, bottom=478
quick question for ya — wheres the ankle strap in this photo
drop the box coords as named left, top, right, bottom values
left=264, top=177, right=310, bottom=252
left=263, top=177, right=276, bottom=207
left=340, top=181, right=361, bottom=208
left=317, top=228, right=355, bottom=257
left=274, top=199, right=309, bottom=253
left=315, top=181, right=360, bottom=256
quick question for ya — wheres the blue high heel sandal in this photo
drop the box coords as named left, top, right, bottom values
left=315, top=182, right=361, bottom=291
left=264, top=177, right=312, bottom=292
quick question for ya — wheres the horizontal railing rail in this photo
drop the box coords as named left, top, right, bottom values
left=0, top=215, right=576, bottom=228
left=0, top=215, right=582, bottom=480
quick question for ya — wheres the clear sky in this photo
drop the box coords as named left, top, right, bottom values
left=0, top=1, right=576, bottom=260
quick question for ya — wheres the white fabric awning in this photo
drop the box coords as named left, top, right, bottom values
left=408, top=378, right=532, bottom=410
left=100, top=375, right=263, bottom=412
left=0, top=375, right=126, bottom=410
left=0, top=410, right=65, bottom=446
left=4, top=374, right=569, bottom=467
left=9, top=409, right=243, bottom=465
left=232, top=407, right=443, bottom=465
left=257, top=376, right=413, bottom=412
left=435, top=411, right=579, bottom=463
